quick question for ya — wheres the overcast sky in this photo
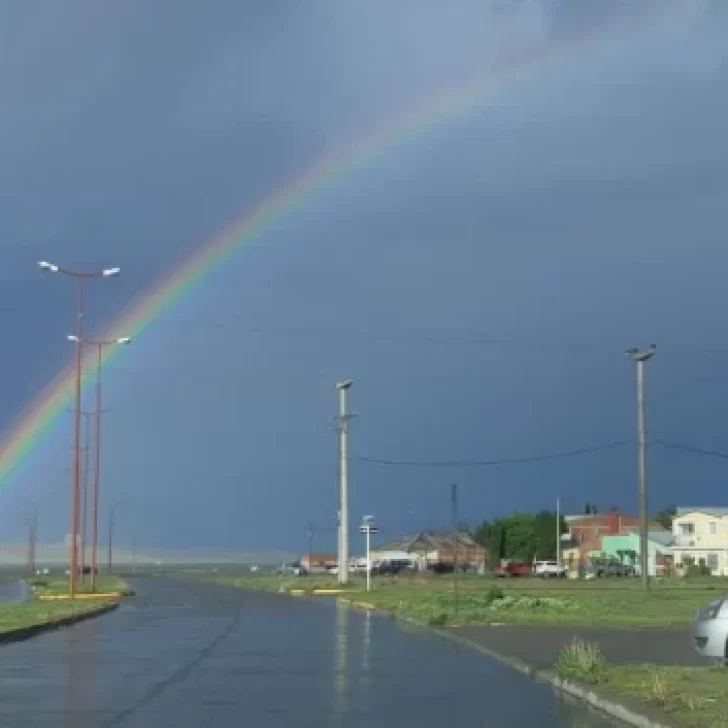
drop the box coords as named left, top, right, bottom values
left=1, top=1, right=727, bottom=554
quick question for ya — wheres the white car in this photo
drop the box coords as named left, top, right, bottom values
left=534, top=560, right=567, bottom=578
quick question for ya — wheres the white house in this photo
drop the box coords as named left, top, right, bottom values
left=672, top=507, right=728, bottom=576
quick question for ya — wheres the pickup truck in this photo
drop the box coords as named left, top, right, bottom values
left=587, top=562, right=636, bottom=578
left=493, top=561, right=532, bottom=577
left=533, top=560, right=567, bottom=578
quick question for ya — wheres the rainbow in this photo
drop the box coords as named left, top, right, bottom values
left=0, top=5, right=679, bottom=486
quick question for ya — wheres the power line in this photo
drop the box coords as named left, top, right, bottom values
left=653, top=439, right=728, bottom=461
left=357, top=439, right=632, bottom=467
left=359, top=438, right=728, bottom=469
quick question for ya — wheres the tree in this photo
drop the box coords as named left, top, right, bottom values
left=584, top=503, right=598, bottom=515
left=654, top=505, right=677, bottom=531
left=473, top=520, right=505, bottom=566
left=474, top=510, right=566, bottom=563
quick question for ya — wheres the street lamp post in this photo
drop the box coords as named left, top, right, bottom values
left=335, top=380, right=354, bottom=586
left=626, top=345, right=656, bottom=592
left=80, top=411, right=94, bottom=582
left=69, top=335, right=131, bottom=591
left=38, top=261, right=120, bottom=598
left=359, top=516, right=378, bottom=592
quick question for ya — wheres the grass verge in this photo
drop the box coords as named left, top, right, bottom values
left=555, top=639, right=728, bottom=727
left=0, top=599, right=116, bottom=639
left=186, top=572, right=719, bottom=627
left=30, top=574, right=135, bottom=597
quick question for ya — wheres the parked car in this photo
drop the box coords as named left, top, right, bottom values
left=372, top=558, right=413, bottom=575
left=493, top=561, right=532, bottom=577
left=276, top=561, right=307, bottom=576
left=693, top=594, right=728, bottom=663
left=587, top=562, right=636, bottom=578
left=534, top=560, right=567, bottom=578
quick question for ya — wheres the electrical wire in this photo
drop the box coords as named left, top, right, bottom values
left=653, top=439, right=728, bottom=461
left=357, top=439, right=632, bottom=467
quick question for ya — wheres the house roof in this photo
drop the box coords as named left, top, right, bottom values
left=375, top=531, right=479, bottom=553
left=676, top=507, right=728, bottom=518
left=648, top=531, right=675, bottom=547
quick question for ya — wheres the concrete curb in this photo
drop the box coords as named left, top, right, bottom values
left=37, top=592, right=124, bottom=601
left=0, top=601, right=119, bottom=646
left=338, top=598, right=678, bottom=728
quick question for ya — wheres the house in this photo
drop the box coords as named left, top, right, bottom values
left=671, top=507, right=728, bottom=576
left=371, top=531, right=486, bottom=570
left=596, top=531, right=675, bottom=576
left=300, top=553, right=337, bottom=571
left=560, top=509, right=664, bottom=571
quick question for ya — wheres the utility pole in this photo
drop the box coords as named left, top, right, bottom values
left=307, top=522, right=313, bottom=572
left=452, top=483, right=459, bottom=615
left=20, top=500, right=37, bottom=576
left=556, top=496, right=561, bottom=568
left=626, top=345, right=656, bottom=591
left=27, top=517, right=36, bottom=576
left=335, top=380, right=354, bottom=585
left=108, top=506, right=115, bottom=575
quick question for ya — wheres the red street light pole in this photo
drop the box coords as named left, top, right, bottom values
left=79, top=412, right=94, bottom=582
left=69, top=336, right=132, bottom=592
left=38, top=261, right=120, bottom=598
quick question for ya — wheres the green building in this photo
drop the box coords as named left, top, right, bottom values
left=590, top=531, right=674, bottom=576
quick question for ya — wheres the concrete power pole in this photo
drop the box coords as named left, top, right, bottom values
left=556, top=496, right=561, bottom=569
left=335, top=380, right=353, bottom=585
left=626, top=345, right=656, bottom=591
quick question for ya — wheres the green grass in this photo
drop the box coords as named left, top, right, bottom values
left=554, top=640, right=728, bottom=727
left=0, top=600, right=115, bottom=635
left=30, top=574, right=135, bottom=597
left=603, top=665, right=728, bottom=727
left=185, top=571, right=723, bottom=627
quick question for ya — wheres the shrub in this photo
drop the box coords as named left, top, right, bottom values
left=428, top=612, right=449, bottom=627
left=484, top=585, right=504, bottom=604
left=555, top=639, right=607, bottom=685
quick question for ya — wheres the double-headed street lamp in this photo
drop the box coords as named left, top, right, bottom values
left=69, top=335, right=131, bottom=592
left=38, top=261, right=120, bottom=598
left=359, top=515, right=378, bottom=592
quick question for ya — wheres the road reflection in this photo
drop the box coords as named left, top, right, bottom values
left=332, top=597, right=349, bottom=726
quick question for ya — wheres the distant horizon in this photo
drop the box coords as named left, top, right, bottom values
left=0, top=541, right=296, bottom=566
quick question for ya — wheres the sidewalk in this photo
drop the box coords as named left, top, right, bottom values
left=450, top=624, right=706, bottom=669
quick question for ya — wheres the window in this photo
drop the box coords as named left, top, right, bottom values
left=707, top=553, right=719, bottom=571
left=679, top=523, right=695, bottom=535
left=708, top=522, right=717, bottom=536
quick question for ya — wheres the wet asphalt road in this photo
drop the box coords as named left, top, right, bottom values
left=0, top=577, right=622, bottom=727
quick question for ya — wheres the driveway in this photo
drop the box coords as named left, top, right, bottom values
left=451, top=623, right=706, bottom=670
